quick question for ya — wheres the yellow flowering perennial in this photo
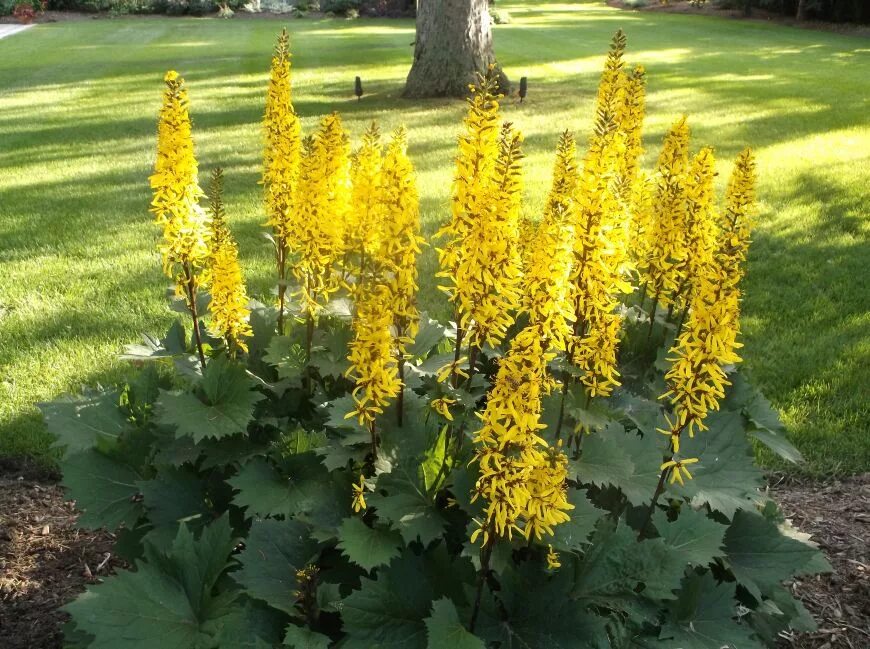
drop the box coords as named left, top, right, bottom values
left=345, top=286, right=402, bottom=426
left=657, top=149, right=757, bottom=472
left=640, top=117, right=691, bottom=310
left=471, top=326, right=573, bottom=546
left=455, top=122, right=524, bottom=350
left=347, top=123, right=385, bottom=280
left=437, top=71, right=522, bottom=372
left=568, top=32, right=635, bottom=398
left=380, top=126, right=425, bottom=355
left=677, top=147, right=719, bottom=305
left=521, top=131, right=577, bottom=351
left=206, top=169, right=252, bottom=354
left=288, top=115, right=351, bottom=317
left=149, top=70, right=211, bottom=294
left=351, top=474, right=367, bottom=512
left=263, top=30, right=301, bottom=328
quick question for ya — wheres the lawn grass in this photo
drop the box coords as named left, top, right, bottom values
left=0, top=2, right=867, bottom=475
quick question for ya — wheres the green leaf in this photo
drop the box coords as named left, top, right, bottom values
left=233, top=519, right=320, bottom=616
left=61, top=449, right=143, bottom=530
left=138, top=466, right=208, bottom=546
left=657, top=572, right=763, bottom=649
left=549, top=488, right=606, bottom=553
left=368, top=464, right=447, bottom=546
left=617, top=431, right=668, bottom=506
left=157, top=357, right=264, bottom=442
left=485, top=564, right=609, bottom=649
left=64, top=516, right=238, bottom=649
left=229, top=458, right=297, bottom=517
left=572, top=521, right=684, bottom=607
left=341, top=551, right=446, bottom=649
left=40, top=390, right=131, bottom=457
left=309, top=323, right=353, bottom=377
left=322, top=394, right=367, bottom=434
left=668, top=411, right=764, bottom=518
left=215, top=600, right=287, bottom=648
left=569, top=433, right=633, bottom=489
left=264, top=335, right=307, bottom=380
left=610, top=390, right=664, bottom=435
left=407, top=315, right=447, bottom=360
left=723, top=509, right=831, bottom=600
left=653, top=508, right=727, bottom=567
left=424, top=598, right=484, bottom=649
left=337, top=517, right=403, bottom=571
left=283, top=624, right=331, bottom=649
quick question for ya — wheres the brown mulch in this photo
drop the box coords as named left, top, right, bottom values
left=0, top=462, right=121, bottom=649
left=0, top=460, right=867, bottom=649
left=608, top=0, right=870, bottom=37
left=770, top=473, right=870, bottom=649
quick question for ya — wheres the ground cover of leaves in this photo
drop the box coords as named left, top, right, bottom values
left=0, top=459, right=866, bottom=649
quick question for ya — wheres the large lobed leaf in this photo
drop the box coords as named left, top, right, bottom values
left=64, top=517, right=243, bottom=649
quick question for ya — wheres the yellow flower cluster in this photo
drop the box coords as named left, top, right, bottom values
left=380, top=127, right=425, bottom=353
left=206, top=169, right=252, bottom=354
left=471, top=326, right=573, bottom=546
left=659, top=150, right=757, bottom=457
left=149, top=71, right=211, bottom=293
left=346, top=123, right=385, bottom=280
left=640, top=117, right=692, bottom=310
left=569, top=31, right=639, bottom=398
left=263, top=29, right=301, bottom=248
left=679, top=147, right=720, bottom=303
left=437, top=71, right=522, bottom=356
left=345, top=286, right=402, bottom=426
left=521, top=131, right=577, bottom=351
left=288, top=115, right=351, bottom=317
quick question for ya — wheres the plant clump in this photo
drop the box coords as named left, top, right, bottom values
left=46, top=29, right=828, bottom=649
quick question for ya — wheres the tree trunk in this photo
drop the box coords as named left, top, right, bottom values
left=403, top=0, right=509, bottom=98
left=796, top=0, right=807, bottom=20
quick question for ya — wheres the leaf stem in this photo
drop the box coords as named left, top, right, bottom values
left=183, top=261, right=206, bottom=368
left=469, top=533, right=494, bottom=633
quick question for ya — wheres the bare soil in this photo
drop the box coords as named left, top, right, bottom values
left=0, top=458, right=866, bottom=648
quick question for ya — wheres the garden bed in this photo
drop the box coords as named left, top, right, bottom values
left=1, top=458, right=866, bottom=649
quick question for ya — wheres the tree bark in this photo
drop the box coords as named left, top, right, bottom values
left=796, top=0, right=808, bottom=21
left=403, top=0, right=509, bottom=98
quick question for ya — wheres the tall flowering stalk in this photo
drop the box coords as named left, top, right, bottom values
left=521, top=131, right=577, bottom=352
left=207, top=169, right=253, bottom=356
left=288, top=115, right=351, bottom=360
left=263, top=29, right=301, bottom=335
left=639, top=117, right=691, bottom=330
left=380, top=126, right=424, bottom=425
left=436, top=69, right=509, bottom=384
left=149, top=70, right=211, bottom=367
left=345, top=286, right=402, bottom=458
left=346, top=123, right=385, bottom=288
left=642, top=149, right=757, bottom=532
left=456, top=121, right=524, bottom=360
left=672, top=147, right=719, bottom=330
left=562, top=31, right=635, bottom=432
left=469, top=324, right=573, bottom=630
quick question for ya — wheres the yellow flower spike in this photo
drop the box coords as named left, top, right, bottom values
left=520, top=131, right=577, bottom=351
left=149, top=69, right=211, bottom=295
left=568, top=31, right=638, bottom=399
left=470, top=325, right=572, bottom=546
left=346, top=122, right=385, bottom=285
left=380, top=126, right=425, bottom=357
left=639, top=117, right=692, bottom=310
left=547, top=545, right=561, bottom=570
left=206, top=169, right=252, bottom=355
left=351, top=474, right=367, bottom=513
left=287, top=115, right=351, bottom=318
left=346, top=286, right=402, bottom=426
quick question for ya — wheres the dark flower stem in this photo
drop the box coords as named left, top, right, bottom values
left=469, top=533, right=494, bottom=633
left=183, top=261, right=206, bottom=368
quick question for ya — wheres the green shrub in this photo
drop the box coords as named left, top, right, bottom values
left=321, top=0, right=359, bottom=15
